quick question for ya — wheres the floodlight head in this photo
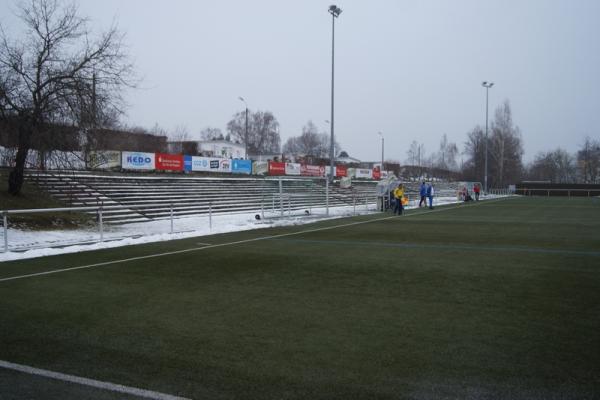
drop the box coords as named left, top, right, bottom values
left=329, top=5, right=342, bottom=17
left=489, top=82, right=494, bottom=87
left=482, top=81, right=487, bottom=86
left=238, top=96, right=244, bottom=102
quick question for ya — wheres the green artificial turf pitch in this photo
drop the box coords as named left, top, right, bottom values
left=0, top=196, right=599, bottom=399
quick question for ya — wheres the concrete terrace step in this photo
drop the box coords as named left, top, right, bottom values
left=25, top=171, right=377, bottom=224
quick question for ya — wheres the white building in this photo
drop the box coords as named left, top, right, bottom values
left=167, top=140, right=245, bottom=159
left=198, top=140, right=245, bottom=159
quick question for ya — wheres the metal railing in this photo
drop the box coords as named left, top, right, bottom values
left=517, top=188, right=599, bottom=197
left=1, top=191, right=379, bottom=253
left=487, top=188, right=516, bottom=196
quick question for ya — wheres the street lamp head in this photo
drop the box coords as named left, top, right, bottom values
left=238, top=96, right=245, bottom=102
left=482, top=81, right=494, bottom=88
left=328, top=5, right=342, bottom=17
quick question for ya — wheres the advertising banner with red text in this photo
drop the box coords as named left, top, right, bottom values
left=301, top=164, right=326, bottom=177
left=268, top=161, right=286, bottom=175
left=156, top=153, right=184, bottom=171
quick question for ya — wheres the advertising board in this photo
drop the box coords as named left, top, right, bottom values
left=122, top=151, right=155, bottom=170
left=300, top=164, right=326, bottom=177
left=156, top=153, right=184, bottom=171
left=355, top=168, right=373, bottom=179
left=268, top=161, right=286, bottom=175
left=372, top=167, right=381, bottom=180
left=285, top=163, right=301, bottom=176
left=232, top=159, right=252, bottom=175
left=252, top=161, right=268, bottom=175
left=184, top=156, right=232, bottom=173
left=335, top=165, right=347, bottom=177
left=89, top=151, right=121, bottom=169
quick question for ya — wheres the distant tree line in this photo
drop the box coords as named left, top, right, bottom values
left=403, top=100, right=599, bottom=186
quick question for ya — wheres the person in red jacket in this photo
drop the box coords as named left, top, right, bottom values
left=474, top=183, right=481, bottom=201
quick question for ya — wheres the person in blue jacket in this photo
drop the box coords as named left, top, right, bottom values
left=419, top=181, right=427, bottom=207
left=427, top=183, right=435, bottom=209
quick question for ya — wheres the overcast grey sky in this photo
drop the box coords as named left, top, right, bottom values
left=2, top=0, right=599, bottom=163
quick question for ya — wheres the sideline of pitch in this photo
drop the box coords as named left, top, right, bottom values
left=0, top=359, right=191, bottom=400
left=0, top=196, right=514, bottom=283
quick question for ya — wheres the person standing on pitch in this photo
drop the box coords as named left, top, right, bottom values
left=393, top=183, right=404, bottom=215
left=419, top=181, right=427, bottom=207
left=427, top=182, right=435, bottom=209
left=474, top=183, right=481, bottom=201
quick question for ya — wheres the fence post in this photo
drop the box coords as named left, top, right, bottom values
left=279, top=178, right=284, bottom=217
left=261, top=194, right=264, bottom=220
left=326, top=178, right=330, bottom=216
left=170, top=202, right=174, bottom=234
left=353, top=193, right=356, bottom=215
left=3, top=212, right=8, bottom=253
left=288, top=195, right=291, bottom=215
left=99, top=205, right=104, bottom=242
left=209, top=202, right=212, bottom=230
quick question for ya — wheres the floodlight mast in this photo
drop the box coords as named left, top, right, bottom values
left=481, top=81, right=494, bottom=193
left=238, top=96, right=248, bottom=159
left=328, top=5, right=342, bottom=182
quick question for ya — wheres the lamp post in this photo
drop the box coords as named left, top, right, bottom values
left=328, top=5, right=342, bottom=181
left=481, top=82, right=494, bottom=193
left=378, top=132, right=384, bottom=176
left=238, top=96, right=248, bottom=159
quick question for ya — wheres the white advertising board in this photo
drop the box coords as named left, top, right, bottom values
left=122, top=151, right=155, bottom=170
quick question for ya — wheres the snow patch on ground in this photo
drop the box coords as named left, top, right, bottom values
left=0, top=196, right=503, bottom=262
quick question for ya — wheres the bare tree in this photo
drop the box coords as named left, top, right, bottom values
left=461, top=126, right=485, bottom=182
left=527, top=148, right=576, bottom=183
left=170, top=125, right=190, bottom=142
left=489, top=101, right=524, bottom=187
left=282, top=120, right=337, bottom=159
left=227, top=110, right=281, bottom=154
left=436, top=133, right=459, bottom=172
left=200, top=127, right=224, bottom=141
left=577, top=137, right=600, bottom=183
left=0, top=0, right=135, bottom=194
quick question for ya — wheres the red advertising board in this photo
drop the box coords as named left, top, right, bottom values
left=268, top=161, right=286, bottom=175
left=372, top=167, right=381, bottom=180
left=301, top=164, right=326, bottom=177
left=156, top=153, right=184, bottom=171
left=335, top=164, right=347, bottom=177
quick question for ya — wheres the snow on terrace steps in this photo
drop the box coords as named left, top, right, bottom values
left=25, top=172, right=377, bottom=224
left=26, top=174, right=150, bottom=222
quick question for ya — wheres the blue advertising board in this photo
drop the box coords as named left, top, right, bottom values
left=184, top=155, right=193, bottom=172
left=231, top=159, right=252, bottom=175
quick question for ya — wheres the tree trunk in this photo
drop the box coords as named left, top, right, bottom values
left=8, top=121, right=33, bottom=195
left=8, top=146, right=29, bottom=195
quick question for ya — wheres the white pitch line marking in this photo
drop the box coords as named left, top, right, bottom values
left=0, top=197, right=513, bottom=283
left=0, top=359, right=191, bottom=400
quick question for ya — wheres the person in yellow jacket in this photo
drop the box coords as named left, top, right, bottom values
left=393, top=183, right=404, bottom=215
